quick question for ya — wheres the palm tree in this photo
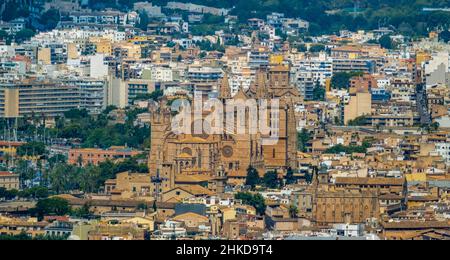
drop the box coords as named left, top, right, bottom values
left=79, top=165, right=101, bottom=193
left=16, top=159, right=35, bottom=189
left=289, top=204, right=298, bottom=218
left=49, top=163, right=72, bottom=194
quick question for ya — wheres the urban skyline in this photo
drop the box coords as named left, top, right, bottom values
left=0, top=0, right=449, bottom=242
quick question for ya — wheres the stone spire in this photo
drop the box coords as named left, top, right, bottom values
left=219, top=72, right=231, bottom=100
left=234, top=83, right=248, bottom=100
left=256, top=69, right=267, bottom=99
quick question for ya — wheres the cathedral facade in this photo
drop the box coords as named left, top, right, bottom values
left=149, top=66, right=300, bottom=201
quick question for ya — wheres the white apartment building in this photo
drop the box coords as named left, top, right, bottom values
left=376, top=78, right=390, bottom=89
left=423, top=51, right=450, bottom=88
left=69, top=11, right=128, bottom=25
left=227, top=57, right=255, bottom=96
left=63, top=77, right=107, bottom=115
left=436, top=142, right=450, bottom=165
left=292, top=52, right=333, bottom=86
left=291, top=52, right=333, bottom=100
left=146, top=66, right=174, bottom=82
left=90, top=54, right=108, bottom=79
left=134, top=2, right=164, bottom=17
left=229, top=71, right=255, bottom=96
left=166, top=2, right=230, bottom=16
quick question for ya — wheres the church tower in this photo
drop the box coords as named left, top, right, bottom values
left=255, top=69, right=268, bottom=99
left=148, top=106, right=171, bottom=174
left=219, top=72, right=231, bottom=100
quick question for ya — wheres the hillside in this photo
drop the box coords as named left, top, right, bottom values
left=1, top=0, right=450, bottom=36
left=156, top=0, right=450, bottom=35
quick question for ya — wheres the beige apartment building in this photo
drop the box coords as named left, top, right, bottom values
left=0, top=78, right=107, bottom=118
left=344, top=90, right=372, bottom=124
left=0, top=81, right=80, bottom=118
left=0, top=172, right=19, bottom=190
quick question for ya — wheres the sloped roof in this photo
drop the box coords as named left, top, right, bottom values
left=175, top=174, right=212, bottom=183
left=171, top=212, right=209, bottom=222
left=335, top=177, right=405, bottom=186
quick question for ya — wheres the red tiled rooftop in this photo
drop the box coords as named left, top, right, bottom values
left=0, top=172, right=18, bottom=176
left=0, top=141, right=25, bottom=147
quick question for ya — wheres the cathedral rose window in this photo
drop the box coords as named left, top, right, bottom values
left=222, top=146, right=234, bottom=158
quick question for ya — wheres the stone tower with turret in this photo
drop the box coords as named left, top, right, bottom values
left=148, top=106, right=171, bottom=174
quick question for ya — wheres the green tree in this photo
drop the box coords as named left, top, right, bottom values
left=305, top=172, right=314, bottom=184
left=48, top=163, right=75, bottom=194
left=325, top=141, right=372, bottom=154
left=14, top=29, right=35, bottom=43
left=32, top=186, right=49, bottom=199
left=298, top=129, right=311, bottom=152
left=431, top=122, right=440, bottom=132
left=103, top=105, right=118, bottom=115
left=379, top=34, right=394, bottom=49
left=285, top=167, right=296, bottom=185
left=297, top=44, right=307, bottom=52
left=137, top=11, right=150, bottom=31
left=331, top=72, right=363, bottom=90
left=0, top=187, right=18, bottom=200
left=0, top=30, right=8, bottom=40
left=289, top=204, right=298, bottom=218
left=133, top=90, right=164, bottom=102
left=312, top=82, right=326, bottom=101
left=39, top=8, right=61, bottom=30
left=17, top=142, right=46, bottom=157
left=235, top=192, right=266, bottom=216
left=263, top=171, right=279, bottom=189
left=32, top=198, right=71, bottom=220
left=309, top=44, right=326, bottom=53
left=347, top=116, right=368, bottom=126
left=15, top=159, right=35, bottom=188
left=78, top=164, right=102, bottom=193
left=439, top=30, right=450, bottom=43
left=245, top=166, right=260, bottom=189
left=137, top=203, right=148, bottom=210
left=1, top=2, right=29, bottom=22
left=48, top=154, right=67, bottom=168
left=71, top=203, right=91, bottom=218
left=17, top=186, right=49, bottom=199
left=152, top=201, right=157, bottom=212
left=64, top=108, right=89, bottom=120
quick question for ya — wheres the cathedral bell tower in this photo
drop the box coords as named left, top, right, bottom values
left=219, top=72, right=231, bottom=101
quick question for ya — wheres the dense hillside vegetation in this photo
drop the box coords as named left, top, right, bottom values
left=1, top=0, right=450, bottom=36
left=157, top=0, right=450, bottom=35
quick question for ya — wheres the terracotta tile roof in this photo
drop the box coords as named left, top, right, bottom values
left=0, top=172, right=18, bottom=177
left=177, top=185, right=214, bottom=196
left=382, top=220, right=450, bottom=230
left=335, top=177, right=405, bottom=186
left=172, top=212, right=209, bottom=222
left=175, top=174, right=212, bottom=183
left=227, top=170, right=246, bottom=177
left=0, top=141, right=25, bottom=147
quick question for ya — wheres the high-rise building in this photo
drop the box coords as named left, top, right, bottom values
left=292, top=53, right=333, bottom=100
left=0, top=78, right=107, bottom=118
